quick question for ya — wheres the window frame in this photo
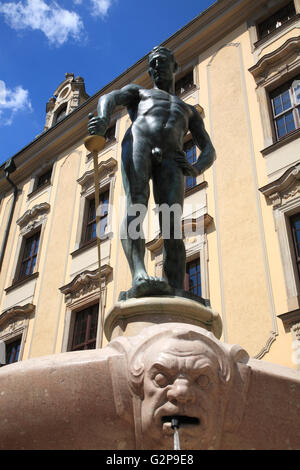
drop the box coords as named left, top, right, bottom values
left=175, top=69, right=195, bottom=97
left=55, top=103, right=68, bottom=124
left=256, top=1, right=297, bottom=41
left=5, top=336, right=22, bottom=364
left=35, top=167, right=53, bottom=191
left=70, top=303, right=99, bottom=351
left=269, top=76, right=300, bottom=141
left=185, top=257, right=202, bottom=298
left=16, top=229, right=41, bottom=283
left=28, top=163, right=54, bottom=198
left=184, top=140, right=198, bottom=191
left=81, top=189, right=110, bottom=246
left=290, top=212, right=300, bottom=283
left=259, top=164, right=300, bottom=311
left=249, top=34, right=300, bottom=150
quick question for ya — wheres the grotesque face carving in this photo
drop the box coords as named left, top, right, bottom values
left=140, top=336, right=227, bottom=450
left=111, top=323, right=249, bottom=450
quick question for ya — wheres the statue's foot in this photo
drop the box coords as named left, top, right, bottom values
left=118, top=274, right=172, bottom=300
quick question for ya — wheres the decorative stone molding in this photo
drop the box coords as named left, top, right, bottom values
left=253, top=330, right=278, bottom=360
left=44, top=73, right=89, bottom=131
left=259, top=163, right=300, bottom=208
left=0, top=303, right=35, bottom=331
left=16, top=202, right=50, bottom=235
left=109, top=323, right=250, bottom=450
left=249, top=36, right=300, bottom=86
left=260, top=163, right=300, bottom=311
left=278, top=309, right=300, bottom=368
left=77, top=157, right=117, bottom=195
left=60, top=265, right=113, bottom=305
left=291, top=321, right=300, bottom=342
left=105, top=297, right=222, bottom=341
left=0, top=303, right=34, bottom=356
left=278, top=308, right=300, bottom=332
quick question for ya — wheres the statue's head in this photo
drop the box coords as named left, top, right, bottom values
left=110, top=324, right=250, bottom=450
left=148, top=46, right=178, bottom=89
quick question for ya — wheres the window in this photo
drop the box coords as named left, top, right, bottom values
left=82, top=190, right=109, bottom=244
left=184, top=140, right=197, bottom=190
left=270, top=76, right=300, bottom=140
left=291, top=213, right=300, bottom=282
left=55, top=104, right=67, bottom=123
left=185, top=258, right=202, bottom=297
left=5, top=338, right=21, bottom=364
left=71, top=304, right=99, bottom=351
left=257, top=1, right=296, bottom=40
left=18, top=231, right=40, bottom=281
left=175, top=70, right=194, bottom=96
left=36, top=167, right=52, bottom=190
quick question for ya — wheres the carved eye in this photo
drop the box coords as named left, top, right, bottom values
left=196, top=375, right=210, bottom=389
left=153, top=372, right=169, bottom=388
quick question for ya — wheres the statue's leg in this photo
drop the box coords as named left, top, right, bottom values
left=152, top=158, right=186, bottom=289
left=121, top=135, right=151, bottom=285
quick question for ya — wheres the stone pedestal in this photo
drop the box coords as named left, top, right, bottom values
left=104, top=296, right=222, bottom=341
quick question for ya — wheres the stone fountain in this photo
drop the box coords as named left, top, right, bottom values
left=0, top=298, right=300, bottom=450
left=1, top=46, right=299, bottom=450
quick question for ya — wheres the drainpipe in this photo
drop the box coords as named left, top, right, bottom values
left=0, top=158, right=18, bottom=272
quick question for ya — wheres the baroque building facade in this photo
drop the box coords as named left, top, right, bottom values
left=0, top=0, right=299, bottom=370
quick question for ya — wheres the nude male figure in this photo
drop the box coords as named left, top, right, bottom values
left=88, top=46, right=215, bottom=298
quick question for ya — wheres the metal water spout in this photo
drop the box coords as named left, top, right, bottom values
left=171, top=418, right=180, bottom=450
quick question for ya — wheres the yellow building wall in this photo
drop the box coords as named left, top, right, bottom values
left=0, top=10, right=298, bottom=370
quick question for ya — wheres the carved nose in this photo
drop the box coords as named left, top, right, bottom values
left=167, top=379, right=195, bottom=404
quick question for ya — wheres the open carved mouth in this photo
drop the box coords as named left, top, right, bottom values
left=161, top=415, right=200, bottom=428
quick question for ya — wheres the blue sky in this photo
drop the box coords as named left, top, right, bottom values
left=0, top=0, right=216, bottom=166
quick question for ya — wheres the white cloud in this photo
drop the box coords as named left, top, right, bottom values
left=0, top=0, right=84, bottom=46
left=90, top=0, right=113, bottom=17
left=0, top=80, right=32, bottom=126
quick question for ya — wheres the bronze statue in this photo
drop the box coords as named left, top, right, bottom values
left=88, top=46, right=215, bottom=299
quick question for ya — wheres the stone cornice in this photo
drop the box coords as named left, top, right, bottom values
left=259, top=163, right=300, bottom=208
left=249, top=35, right=300, bottom=85
left=16, top=202, right=50, bottom=233
left=77, top=157, right=117, bottom=190
left=277, top=308, right=300, bottom=340
left=0, top=303, right=35, bottom=328
left=60, top=265, right=113, bottom=304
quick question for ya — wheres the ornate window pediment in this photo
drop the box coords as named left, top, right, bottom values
left=77, top=157, right=117, bottom=195
left=249, top=36, right=300, bottom=86
left=16, top=202, right=50, bottom=236
left=259, top=163, right=300, bottom=208
left=260, top=163, right=300, bottom=312
left=60, top=265, right=113, bottom=306
left=0, top=303, right=35, bottom=360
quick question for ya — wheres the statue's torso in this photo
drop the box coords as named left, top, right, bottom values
left=129, top=88, right=191, bottom=152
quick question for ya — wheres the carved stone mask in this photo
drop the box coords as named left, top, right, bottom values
left=140, top=336, right=226, bottom=449
left=110, top=323, right=250, bottom=450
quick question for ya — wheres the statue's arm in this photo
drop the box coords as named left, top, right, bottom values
left=88, top=84, right=141, bottom=136
left=188, top=106, right=216, bottom=175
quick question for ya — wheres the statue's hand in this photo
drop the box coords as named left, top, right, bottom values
left=183, top=163, right=200, bottom=177
left=174, top=153, right=199, bottom=176
left=87, top=113, right=108, bottom=137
